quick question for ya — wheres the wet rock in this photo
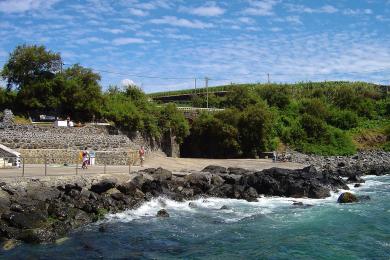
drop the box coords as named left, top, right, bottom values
left=292, top=202, right=313, bottom=208
left=337, top=192, right=358, bottom=203
left=357, top=195, right=370, bottom=201
left=188, top=202, right=197, bottom=208
left=1, top=211, right=46, bottom=229
left=156, top=209, right=169, bottom=217
left=220, top=205, right=230, bottom=210
left=242, top=187, right=258, bottom=202
left=347, top=175, right=365, bottom=184
left=354, top=183, right=361, bottom=188
left=185, top=172, right=212, bottom=194
left=2, top=239, right=18, bottom=250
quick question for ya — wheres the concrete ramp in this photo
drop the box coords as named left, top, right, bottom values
left=0, top=143, right=20, bottom=157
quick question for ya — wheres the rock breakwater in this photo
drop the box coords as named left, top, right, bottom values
left=291, top=150, right=390, bottom=177
left=0, top=165, right=350, bottom=244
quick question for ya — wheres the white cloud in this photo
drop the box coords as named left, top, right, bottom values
left=134, top=0, right=171, bottom=10
left=343, top=9, right=372, bottom=15
left=75, top=37, right=109, bottom=45
left=129, top=8, right=149, bottom=17
left=112, top=37, right=145, bottom=45
left=121, top=78, right=136, bottom=87
left=376, top=15, right=390, bottom=22
left=180, top=3, right=225, bottom=17
left=242, top=0, right=279, bottom=16
left=100, top=28, right=125, bottom=34
left=150, top=16, right=213, bottom=29
left=287, top=4, right=338, bottom=14
left=238, top=17, right=255, bottom=24
left=166, top=34, right=192, bottom=40
left=0, top=0, right=59, bottom=13
left=285, top=16, right=302, bottom=25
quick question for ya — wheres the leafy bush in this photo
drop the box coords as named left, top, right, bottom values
left=328, top=109, right=359, bottom=130
left=238, top=103, right=274, bottom=157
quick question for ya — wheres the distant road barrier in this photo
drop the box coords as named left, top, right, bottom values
left=176, top=106, right=225, bottom=113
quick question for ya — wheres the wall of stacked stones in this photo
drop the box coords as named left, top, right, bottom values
left=18, top=149, right=140, bottom=165
left=0, top=109, right=179, bottom=163
left=0, top=125, right=147, bottom=151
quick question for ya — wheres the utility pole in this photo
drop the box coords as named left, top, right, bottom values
left=194, top=78, right=197, bottom=94
left=205, top=77, right=209, bottom=108
left=267, top=73, right=270, bottom=84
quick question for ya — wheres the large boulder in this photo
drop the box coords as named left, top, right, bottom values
left=156, top=209, right=169, bottom=217
left=117, top=182, right=137, bottom=195
left=1, top=211, right=46, bottom=229
left=337, top=192, right=358, bottom=203
left=90, top=179, right=117, bottom=194
left=185, top=172, right=212, bottom=194
left=140, top=168, right=173, bottom=182
left=202, top=165, right=227, bottom=174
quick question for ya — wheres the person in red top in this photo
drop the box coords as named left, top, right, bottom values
left=139, top=146, right=145, bottom=167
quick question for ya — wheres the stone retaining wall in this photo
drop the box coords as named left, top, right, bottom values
left=18, top=149, right=140, bottom=165
left=0, top=109, right=179, bottom=159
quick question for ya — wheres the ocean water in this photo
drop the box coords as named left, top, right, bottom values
left=2, top=174, right=390, bottom=260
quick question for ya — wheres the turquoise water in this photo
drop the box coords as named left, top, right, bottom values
left=2, top=174, right=390, bottom=259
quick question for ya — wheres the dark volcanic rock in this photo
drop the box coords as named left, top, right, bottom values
left=0, top=163, right=355, bottom=245
left=337, top=192, right=358, bottom=203
left=117, top=182, right=137, bottom=195
left=90, top=179, right=117, bottom=194
left=202, top=165, right=227, bottom=174
left=354, top=183, right=361, bottom=188
left=357, top=195, right=370, bottom=201
left=347, top=175, right=365, bottom=184
left=156, top=209, right=169, bottom=217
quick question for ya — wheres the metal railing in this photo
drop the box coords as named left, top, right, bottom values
left=0, top=153, right=140, bottom=178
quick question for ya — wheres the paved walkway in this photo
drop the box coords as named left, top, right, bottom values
left=0, top=155, right=306, bottom=178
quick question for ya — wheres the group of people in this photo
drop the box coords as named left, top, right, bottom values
left=80, top=146, right=146, bottom=170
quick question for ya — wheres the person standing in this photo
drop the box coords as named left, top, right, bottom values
left=82, top=147, right=90, bottom=169
left=139, top=146, right=145, bottom=167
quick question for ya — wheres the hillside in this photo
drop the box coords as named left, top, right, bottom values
left=149, top=81, right=389, bottom=157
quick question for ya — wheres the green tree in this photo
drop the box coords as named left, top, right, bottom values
left=159, top=103, right=189, bottom=144
left=181, top=113, right=241, bottom=158
left=223, top=86, right=260, bottom=110
left=1, top=44, right=61, bottom=89
left=238, top=104, right=273, bottom=157
left=58, top=64, right=103, bottom=121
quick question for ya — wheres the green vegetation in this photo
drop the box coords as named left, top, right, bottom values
left=1, top=44, right=388, bottom=157
left=0, top=45, right=189, bottom=144
left=178, top=82, right=389, bottom=157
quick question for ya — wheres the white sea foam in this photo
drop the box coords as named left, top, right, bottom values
left=104, top=175, right=388, bottom=224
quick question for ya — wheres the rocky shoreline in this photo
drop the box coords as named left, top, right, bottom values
left=291, top=150, right=390, bottom=177
left=1, top=161, right=381, bottom=245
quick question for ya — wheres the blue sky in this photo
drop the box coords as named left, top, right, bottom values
left=0, top=0, right=390, bottom=93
